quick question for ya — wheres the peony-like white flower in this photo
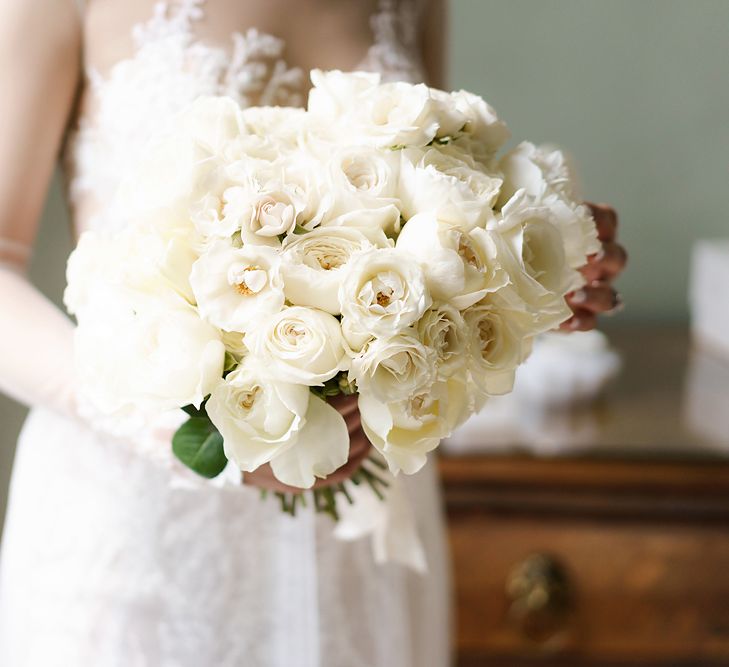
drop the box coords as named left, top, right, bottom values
left=497, top=141, right=575, bottom=207
left=450, top=89, right=510, bottom=157
left=310, top=71, right=441, bottom=148
left=307, top=69, right=381, bottom=123
left=280, top=227, right=375, bottom=314
left=110, top=98, right=244, bottom=229
left=338, top=247, right=432, bottom=350
left=190, top=241, right=284, bottom=333
left=65, top=227, right=198, bottom=317
left=359, top=379, right=466, bottom=475
left=415, top=304, right=469, bottom=379
left=499, top=196, right=574, bottom=321
left=396, top=212, right=509, bottom=309
left=247, top=306, right=349, bottom=385
left=398, top=146, right=502, bottom=227
left=207, top=359, right=349, bottom=488
left=74, top=289, right=225, bottom=418
left=349, top=329, right=437, bottom=403
left=497, top=143, right=600, bottom=281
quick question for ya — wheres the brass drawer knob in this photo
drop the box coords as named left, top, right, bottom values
left=506, top=553, right=574, bottom=645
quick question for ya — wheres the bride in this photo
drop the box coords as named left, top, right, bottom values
left=0, top=1, right=626, bottom=665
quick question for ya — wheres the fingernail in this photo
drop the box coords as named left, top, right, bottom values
left=570, top=289, right=587, bottom=304
left=605, top=292, right=625, bottom=316
left=569, top=317, right=582, bottom=330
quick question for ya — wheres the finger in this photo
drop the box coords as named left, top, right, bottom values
left=327, top=393, right=359, bottom=416
left=558, top=308, right=597, bottom=332
left=586, top=202, right=618, bottom=242
left=567, top=285, right=620, bottom=314
left=581, top=241, right=628, bottom=282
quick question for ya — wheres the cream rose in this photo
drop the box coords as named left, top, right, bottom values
left=280, top=227, right=375, bottom=314
left=463, top=299, right=527, bottom=397
left=359, top=379, right=465, bottom=475
left=338, top=247, right=432, bottom=350
left=415, top=304, right=468, bottom=379
left=190, top=241, right=284, bottom=333
left=222, top=181, right=302, bottom=245
left=206, top=359, right=309, bottom=472
left=349, top=330, right=437, bottom=403
left=247, top=306, right=349, bottom=385
left=207, top=360, right=350, bottom=488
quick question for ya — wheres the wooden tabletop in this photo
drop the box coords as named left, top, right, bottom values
left=440, top=324, right=729, bottom=462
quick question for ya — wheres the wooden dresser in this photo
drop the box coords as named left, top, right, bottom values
left=439, top=326, right=729, bottom=666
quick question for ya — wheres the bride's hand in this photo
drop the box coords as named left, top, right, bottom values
left=561, top=202, right=628, bottom=332
left=242, top=394, right=373, bottom=494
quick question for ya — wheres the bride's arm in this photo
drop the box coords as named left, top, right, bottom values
left=0, top=0, right=81, bottom=415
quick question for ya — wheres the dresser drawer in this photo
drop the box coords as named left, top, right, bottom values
left=440, top=457, right=729, bottom=666
left=449, top=513, right=729, bottom=666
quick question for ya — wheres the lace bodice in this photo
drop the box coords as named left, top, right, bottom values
left=65, top=0, right=427, bottom=234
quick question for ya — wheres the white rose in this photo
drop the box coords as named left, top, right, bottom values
left=319, top=205, right=400, bottom=246
left=222, top=180, right=302, bottom=245
left=247, top=306, right=349, bottom=385
left=396, top=212, right=509, bottom=309
left=207, top=360, right=309, bottom=471
left=190, top=241, right=284, bottom=333
left=339, top=247, right=432, bottom=350
left=74, top=289, right=224, bottom=418
left=280, top=227, right=375, bottom=314
left=359, top=379, right=465, bottom=475
left=398, top=146, right=502, bottom=227
left=349, top=330, right=438, bottom=403
left=463, top=299, right=528, bottom=397
left=450, top=90, right=510, bottom=157
left=207, top=360, right=349, bottom=488
left=415, top=304, right=468, bottom=379
left=328, top=146, right=400, bottom=217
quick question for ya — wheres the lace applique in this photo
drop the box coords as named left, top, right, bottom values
left=357, top=0, right=426, bottom=84
left=67, top=0, right=304, bottom=231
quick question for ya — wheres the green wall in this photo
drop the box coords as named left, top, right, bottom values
left=451, top=0, right=729, bottom=323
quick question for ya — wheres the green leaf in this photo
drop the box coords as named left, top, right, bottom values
left=172, top=416, right=228, bottom=478
left=181, top=403, right=205, bottom=418
left=223, top=352, right=239, bottom=372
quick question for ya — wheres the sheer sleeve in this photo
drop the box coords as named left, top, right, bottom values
left=0, top=1, right=81, bottom=416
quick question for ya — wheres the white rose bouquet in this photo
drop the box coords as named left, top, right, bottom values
left=65, top=70, right=600, bottom=518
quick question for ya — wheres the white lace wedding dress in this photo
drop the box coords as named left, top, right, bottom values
left=0, top=1, right=451, bottom=665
